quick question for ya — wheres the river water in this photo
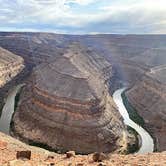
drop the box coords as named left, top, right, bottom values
left=113, top=88, right=154, bottom=154
left=0, top=85, right=23, bottom=134
left=0, top=85, right=154, bottom=154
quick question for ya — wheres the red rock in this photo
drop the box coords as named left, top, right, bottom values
left=66, top=151, right=75, bottom=158
left=0, top=140, right=7, bottom=150
left=16, top=150, right=31, bottom=160
left=76, top=163, right=84, bottom=166
left=92, top=152, right=108, bottom=162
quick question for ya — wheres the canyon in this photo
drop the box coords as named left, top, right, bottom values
left=11, top=44, right=132, bottom=154
left=126, top=69, right=166, bottom=151
left=0, top=46, right=24, bottom=111
left=0, top=32, right=166, bottom=165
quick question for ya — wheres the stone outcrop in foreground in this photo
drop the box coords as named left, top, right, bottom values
left=0, top=47, right=24, bottom=88
left=0, top=132, right=166, bottom=166
left=12, top=44, right=132, bottom=154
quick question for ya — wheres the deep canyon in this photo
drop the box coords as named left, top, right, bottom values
left=0, top=32, right=166, bottom=165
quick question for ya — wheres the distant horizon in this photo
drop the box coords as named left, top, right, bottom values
left=0, top=31, right=166, bottom=36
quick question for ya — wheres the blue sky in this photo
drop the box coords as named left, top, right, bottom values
left=0, top=0, right=166, bottom=34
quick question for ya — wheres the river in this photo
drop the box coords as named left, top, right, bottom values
left=0, top=85, right=154, bottom=154
left=0, top=85, right=23, bottom=134
left=113, top=87, right=154, bottom=154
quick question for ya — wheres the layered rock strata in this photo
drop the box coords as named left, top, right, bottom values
left=126, top=69, right=166, bottom=151
left=0, top=47, right=24, bottom=87
left=12, top=44, right=130, bottom=154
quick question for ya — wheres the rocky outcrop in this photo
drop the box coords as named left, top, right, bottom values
left=0, top=131, right=166, bottom=166
left=126, top=69, right=166, bottom=151
left=11, top=44, right=131, bottom=154
left=0, top=47, right=24, bottom=88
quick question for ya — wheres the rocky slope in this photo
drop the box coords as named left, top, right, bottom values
left=0, top=132, right=166, bottom=166
left=126, top=68, right=166, bottom=152
left=0, top=32, right=72, bottom=66
left=11, top=44, right=132, bottom=154
left=0, top=47, right=24, bottom=88
left=85, top=35, right=166, bottom=152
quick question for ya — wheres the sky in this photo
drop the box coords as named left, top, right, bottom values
left=0, top=0, right=166, bottom=34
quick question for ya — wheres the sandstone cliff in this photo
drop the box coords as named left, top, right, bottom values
left=11, top=44, right=131, bottom=154
left=0, top=47, right=24, bottom=88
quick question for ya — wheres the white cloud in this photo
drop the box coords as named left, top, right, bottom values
left=68, top=0, right=96, bottom=5
left=0, top=0, right=166, bottom=33
left=100, top=0, right=166, bottom=32
left=0, top=0, right=103, bottom=27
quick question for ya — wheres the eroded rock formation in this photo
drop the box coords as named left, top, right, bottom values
left=12, top=44, right=131, bottom=154
left=0, top=32, right=165, bottom=153
left=0, top=47, right=24, bottom=88
left=126, top=68, right=166, bottom=151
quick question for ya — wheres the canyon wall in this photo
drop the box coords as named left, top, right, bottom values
left=11, top=44, right=132, bottom=154
left=0, top=47, right=24, bottom=88
left=126, top=69, right=166, bottom=151
left=0, top=32, right=165, bottom=153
